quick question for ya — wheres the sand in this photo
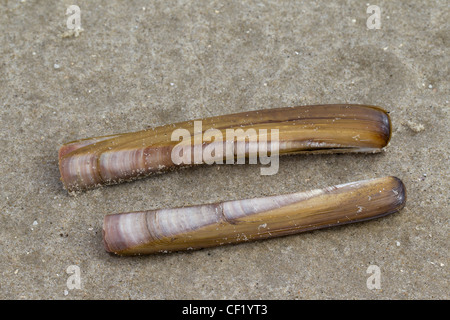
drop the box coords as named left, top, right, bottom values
left=0, top=0, right=448, bottom=299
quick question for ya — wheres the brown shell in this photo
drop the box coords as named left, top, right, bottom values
left=59, top=104, right=391, bottom=192
left=103, top=176, right=405, bottom=255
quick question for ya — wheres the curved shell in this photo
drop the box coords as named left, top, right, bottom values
left=103, top=176, right=406, bottom=255
left=59, top=104, right=391, bottom=192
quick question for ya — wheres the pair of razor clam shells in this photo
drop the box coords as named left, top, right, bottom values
left=58, top=104, right=406, bottom=255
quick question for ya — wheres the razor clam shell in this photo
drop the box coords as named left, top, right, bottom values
left=59, top=104, right=391, bottom=191
left=103, top=176, right=406, bottom=255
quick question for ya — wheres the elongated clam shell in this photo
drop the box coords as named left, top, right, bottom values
left=103, top=176, right=406, bottom=255
left=59, top=104, right=391, bottom=191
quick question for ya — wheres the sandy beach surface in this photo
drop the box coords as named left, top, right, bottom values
left=0, top=0, right=448, bottom=299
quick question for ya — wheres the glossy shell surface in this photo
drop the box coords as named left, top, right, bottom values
left=59, top=104, right=391, bottom=192
left=103, top=176, right=406, bottom=255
